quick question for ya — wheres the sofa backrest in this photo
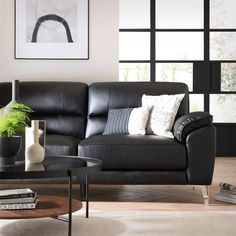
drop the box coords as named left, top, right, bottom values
left=86, top=82, right=189, bottom=138
left=0, top=82, right=88, bottom=139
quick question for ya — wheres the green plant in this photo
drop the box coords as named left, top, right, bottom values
left=0, top=103, right=32, bottom=138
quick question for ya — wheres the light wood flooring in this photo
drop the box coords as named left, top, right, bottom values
left=1, top=157, right=236, bottom=212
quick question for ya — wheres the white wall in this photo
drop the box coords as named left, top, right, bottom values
left=0, top=0, right=119, bottom=83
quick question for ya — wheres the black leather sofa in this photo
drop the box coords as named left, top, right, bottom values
left=0, top=82, right=216, bottom=191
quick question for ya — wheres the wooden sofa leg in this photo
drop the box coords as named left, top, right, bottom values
left=201, top=185, right=209, bottom=205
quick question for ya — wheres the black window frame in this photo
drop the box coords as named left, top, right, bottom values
left=119, top=0, right=236, bottom=156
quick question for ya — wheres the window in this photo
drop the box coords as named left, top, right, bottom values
left=119, top=0, right=151, bottom=82
left=119, top=0, right=204, bottom=112
left=210, top=94, right=236, bottom=122
left=119, top=63, right=150, bottom=81
left=221, top=63, right=236, bottom=91
left=119, top=0, right=236, bottom=123
left=119, top=32, right=150, bottom=60
left=119, top=0, right=150, bottom=29
left=210, top=32, right=236, bottom=60
left=155, top=63, right=193, bottom=91
left=209, top=0, right=236, bottom=124
left=156, top=32, right=204, bottom=60
left=156, top=0, right=204, bottom=29
left=189, top=94, right=204, bottom=112
left=210, top=0, right=236, bottom=29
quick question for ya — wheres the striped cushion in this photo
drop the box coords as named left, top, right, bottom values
left=103, top=108, right=133, bottom=135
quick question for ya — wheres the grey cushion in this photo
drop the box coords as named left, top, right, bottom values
left=103, top=108, right=133, bottom=135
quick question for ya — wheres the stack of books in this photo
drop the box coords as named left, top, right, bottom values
left=215, top=182, right=236, bottom=204
left=0, top=188, right=38, bottom=210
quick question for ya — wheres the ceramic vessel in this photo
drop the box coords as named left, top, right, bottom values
left=25, top=120, right=45, bottom=164
left=0, top=136, right=22, bottom=166
left=25, top=162, right=45, bottom=171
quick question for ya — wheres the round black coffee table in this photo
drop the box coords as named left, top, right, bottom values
left=0, top=156, right=101, bottom=236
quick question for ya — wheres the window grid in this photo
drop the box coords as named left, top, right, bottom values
left=119, top=0, right=236, bottom=124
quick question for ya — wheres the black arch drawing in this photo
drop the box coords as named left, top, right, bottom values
left=31, top=14, right=74, bottom=43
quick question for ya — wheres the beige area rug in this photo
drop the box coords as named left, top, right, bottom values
left=0, top=211, right=236, bottom=236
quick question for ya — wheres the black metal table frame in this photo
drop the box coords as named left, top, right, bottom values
left=53, top=170, right=90, bottom=236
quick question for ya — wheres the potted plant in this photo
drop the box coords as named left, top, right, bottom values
left=0, top=103, right=32, bottom=166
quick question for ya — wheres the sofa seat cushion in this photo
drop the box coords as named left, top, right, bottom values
left=46, top=135, right=81, bottom=156
left=78, top=135, right=187, bottom=170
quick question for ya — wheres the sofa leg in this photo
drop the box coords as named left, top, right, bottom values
left=201, top=185, right=209, bottom=205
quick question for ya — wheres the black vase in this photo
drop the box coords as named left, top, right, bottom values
left=0, top=136, right=22, bottom=166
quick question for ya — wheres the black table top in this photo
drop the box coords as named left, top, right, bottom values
left=0, top=156, right=101, bottom=179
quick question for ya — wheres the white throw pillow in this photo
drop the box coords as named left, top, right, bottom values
left=142, top=94, right=185, bottom=138
left=128, top=106, right=151, bottom=135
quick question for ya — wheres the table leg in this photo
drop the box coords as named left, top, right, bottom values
left=68, top=170, right=72, bottom=236
left=85, top=173, right=89, bottom=218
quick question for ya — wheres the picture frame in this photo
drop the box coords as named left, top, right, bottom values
left=15, top=0, right=89, bottom=60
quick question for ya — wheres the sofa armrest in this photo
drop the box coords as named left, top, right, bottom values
left=173, top=112, right=213, bottom=143
left=186, top=126, right=216, bottom=185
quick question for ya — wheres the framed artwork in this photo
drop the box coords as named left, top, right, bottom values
left=15, top=0, right=89, bottom=59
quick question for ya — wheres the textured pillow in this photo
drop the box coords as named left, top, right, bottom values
left=128, top=106, right=151, bottom=135
left=142, top=94, right=185, bottom=138
left=103, top=108, right=133, bottom=135
left=173, top=112, right=213, bottom=143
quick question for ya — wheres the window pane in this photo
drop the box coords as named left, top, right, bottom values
left=189, top=94, right=204, bottom=112
left=119, top=32, right=150, bottom=60
left=155, top=63, right=193, bottom=91
left=210, top=32, right=236, bottom=60
left=210, top=0, right=236, bottom=28
left=221, top=63, right=236, bottom=91
left=156, top=32, right=204, bottom=60
left=119, top=63, right=150, bottom=81
left=156, top=0, right=204, bottom=29
left=119, top=0, right=150, bottom=28
left=210, top=94, right=236, bottom=122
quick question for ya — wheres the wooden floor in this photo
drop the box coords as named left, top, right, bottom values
left=1, top=157, right=236, bottom=212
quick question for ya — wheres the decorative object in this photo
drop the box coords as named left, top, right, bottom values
left=215, top=182, right=236, bottom=204
left=25, top=163, right=45, bottom=171
left=7, top=80, right=20, bottom=105
left=103, top=106, right=151, bottom=135
left=0, top=103, right=32, bottom=166
left=142, top=94, right=185, bottom=138
left=0, top=137, right=22, bottom=166
left=25, top=120, right=45, bottom=164
left=128, top=106, right=151, bottom=135
left=103, top=108, right=133, bottom=135
left=25, top=120, right=46, bottom=151
left=15, top=0, right=89, bottom=59
left=0, top=188, right=38, bottom=210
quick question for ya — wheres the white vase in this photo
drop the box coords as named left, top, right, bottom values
left=25, top=162, right=45, bottom=171
left=25, top=120, right=45, bottom=164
